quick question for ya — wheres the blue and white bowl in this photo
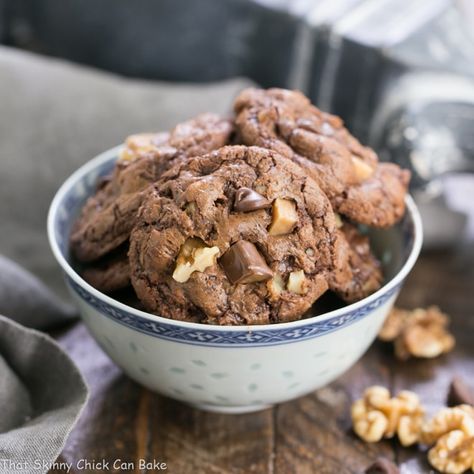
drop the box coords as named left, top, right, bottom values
left=48, top=146, right=423, bottom=414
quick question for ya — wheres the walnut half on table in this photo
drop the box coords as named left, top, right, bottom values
left=378, top=306, right=455, bottom=360
left=351, top=386, right=424, bottom=446
left=423, top=405, right=474, bottom=474
left=352, top=383, right=474, bottom=474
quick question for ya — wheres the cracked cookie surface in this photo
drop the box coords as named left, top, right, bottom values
left=70, top=113, right=233, bottom=262
left=129, top=145, right=339, bottom=324
left=330, top=222, right=383, bottom=303
left=234, top=88, right=410, bottom=227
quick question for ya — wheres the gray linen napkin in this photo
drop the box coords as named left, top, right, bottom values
left=0, top=256, right=76, bottom=330
left=0, top=315, right=88, bottom=474
left=0, top=256, right=87, bottom=474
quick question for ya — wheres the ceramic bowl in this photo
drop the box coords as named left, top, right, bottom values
left=48, top=145, right=423, bottom=414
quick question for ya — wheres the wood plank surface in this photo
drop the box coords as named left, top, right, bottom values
left=52, top=246, right=474, bottom=474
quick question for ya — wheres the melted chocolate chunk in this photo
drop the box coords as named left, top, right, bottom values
left=220, top=240, right=273, bottom=284
left=233, top=187, right=271, bottom=212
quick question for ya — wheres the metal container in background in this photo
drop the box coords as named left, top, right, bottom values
left=303, top=0, right=474, bottom=247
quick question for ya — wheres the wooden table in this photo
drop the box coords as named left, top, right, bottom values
left=54, top=246, right=474, bottom=474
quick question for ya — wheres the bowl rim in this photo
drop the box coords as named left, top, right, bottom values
left=47, top=145, right=423, bottom=332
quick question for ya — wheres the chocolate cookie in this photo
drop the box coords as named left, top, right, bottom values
left=70, top=113, right=233, bottom=262
left=129, top=145, right=339, bottom=324
left=234, top=88, right=410, bottom=227
left=82, top=245, right=130, bottom=293
left=330, top=222, right=383, bottom=302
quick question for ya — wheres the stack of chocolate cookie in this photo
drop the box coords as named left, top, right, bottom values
left=70, top=88, right=410, bottom=325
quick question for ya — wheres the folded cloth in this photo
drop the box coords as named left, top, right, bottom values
left=0, top=256, right=76, bottom=330
left=0, top=316, right=88, bottom=474
left=0, top=256, right=86, bottom=474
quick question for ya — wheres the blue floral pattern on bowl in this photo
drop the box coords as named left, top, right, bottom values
left=66, top=275, right=401, bottom=347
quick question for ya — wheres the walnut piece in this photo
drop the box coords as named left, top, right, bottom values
left=287, top=270, right=306, bottom=295
left=119, top=133, right=157, bottom=161
left=394, top=391, right=425, bottom=446
left=334, top=213, right=344, bottom=229
left=185, top=202, right=197, bottom=215
left=172, top=238, right=219, bottom=283
left=268, top=271, right=307, bottom=297
left=352, top=156, right=374, bottom=181
left=352, top=404, right=388, bottom=443
left=428, top=430, right=474, bottom=474
left=379, top=307, right=408, bottom=341
left=353, top=387, right=474, bottom=473
left=351, top=386, right=424, bottom=446
left=268, top=198, right=298, bottom=236
left=421, top=406, right=474, bottom=446
left=268, top=273, right=285, bottom=298
left=379, top=306, right=455, bottom=360
left=421, top=405, right=474, bottom=473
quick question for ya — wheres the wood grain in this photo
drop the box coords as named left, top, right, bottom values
left=52, top=247, right=474, bottom=474
left=392, top=249, right=474, bottom=473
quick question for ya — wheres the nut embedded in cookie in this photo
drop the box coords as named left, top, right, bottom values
left=119, top=132, right=170, bottom=162
left=287, top=270, right=306, bottom=295
left=268, top=198, right=298, bottom=236
left=352, top=156, right=375, bottom=182
left=172, top=238, right=220, bottom=283
left=268, top=273, right=286, bottom=298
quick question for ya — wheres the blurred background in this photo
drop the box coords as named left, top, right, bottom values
left=1, top=0, right=474, bottom=251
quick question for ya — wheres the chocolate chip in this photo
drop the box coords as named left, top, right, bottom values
left=220, top=240, right=273, bottom=284
left=365, top=458, right=399, bottom=474
left=233, top=187, right=271, bottom=212
left=448, top=376, right=474, bottom=406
